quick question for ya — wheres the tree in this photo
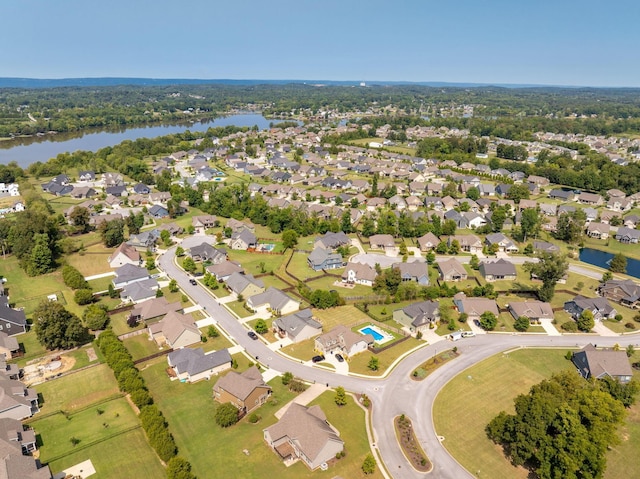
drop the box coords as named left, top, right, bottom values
left=74, top=289, right=94, bottom=305
left=602, top=271, right=613, bottom=282
left=479, top=311, right=497, bottom=331
left=254, top=319, right=268, bottom=334
left=368, top=356, right=379, bottom=371
left=466, top=186, right=480, bottom=201
left=168, top=279, right=179, bottom=293
left=520, top=208, right=541, bottom=241
left=334, top=386, right=347, bottom=406
left=469, top=254, right=480, bottom=270
left=98, top=219, right=125, bottom=247
left=506, top=184, right=530, bottom=203
left=69, top=206, right=91, bottom=233
left=182, top=257, right=197, bottom=274
left=523, top=252, right=569, bottom=302
left=27, top=233, right=53, bottom=276
left=281, top=229, right=299, bottom=250
left=609, top=253, right=627, bottom=273
left=555, top=210, right=586, bottom=244
left=576, top=309, right=595, bottom=332
left=145, top=256, right=155, bottom=271
left=175, top=246, right=184, bottom=257
left=215, top=403, right=239, bottom=428
left=281, top=372, right=293, bottom=386
left=362, top=454, right=376, bottom=474
left=361, top=216, right=375, bottom=237
left=82, top=304, right=109, bottom=330
left=207, top=325, right=219, bottom=338
left=62, top=265, right=89, bottom=289
left=166, top=457, right=196, bottom=479
left=486, top=371, right=626, bottom=479
left=514, top=316, right=530, bottom=332
left=33, top=301, right=90, bottom=350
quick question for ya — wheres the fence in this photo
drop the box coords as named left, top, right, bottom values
left=134, top=348, right=173, bottom=365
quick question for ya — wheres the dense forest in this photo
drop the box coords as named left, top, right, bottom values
left=5, top=83, right=640, bottom=139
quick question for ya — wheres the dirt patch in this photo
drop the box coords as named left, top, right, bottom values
left=86, top=347, right=98, bottom=362
left=23, top=355, right=76, bottom=386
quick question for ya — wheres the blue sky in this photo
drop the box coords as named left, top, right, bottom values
left=2, top=0, right=638, bottom=86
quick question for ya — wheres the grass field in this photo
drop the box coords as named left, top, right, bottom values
left=347, top=337, right=423, bottom=376
left=123, top=334, right=165, bottom=361
left=312, top=305, right=370, bottom=331
left=66, top=243, right=114, bottom=277
left=225, top=249, right=287, bottom=276
left=281, top=338, right=318, bottom=361
left=140, top=357, right=381, bottom=479
left=433, top=348, right=579, bottom=479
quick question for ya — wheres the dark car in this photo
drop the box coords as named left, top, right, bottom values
left=248, top=331, right=258, bottom=340
left=189, top=279, right=197, bottom=285
left=335, top=354, right=344, bottom=363
left=312, top=355, right=325, bottom=363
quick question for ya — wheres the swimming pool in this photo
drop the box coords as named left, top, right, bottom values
left=359, top=325, right=393, bottom=345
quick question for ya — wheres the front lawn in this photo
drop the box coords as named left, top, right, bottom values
left=281, top=339, right=318, bottom=362
left=198, top=328, right=234, bottom=352
left=347, top=337, right=423, bottom=376
left=225, top=300, right=253, bottom=319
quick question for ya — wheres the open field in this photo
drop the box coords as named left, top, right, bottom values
left=66, top=243, right=114, bottom=277
left=226, top=249, right=287, bottom=275
left=433, top=349, right=581, bottom=479
left=312, top=304, right=370, bottom=331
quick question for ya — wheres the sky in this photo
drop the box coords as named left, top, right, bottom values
left=2, top=0, right=639, bottom=87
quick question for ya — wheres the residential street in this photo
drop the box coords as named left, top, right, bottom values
left=158, top=238, right=640, bottom=479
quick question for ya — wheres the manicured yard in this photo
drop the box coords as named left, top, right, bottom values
left=225, top=249, right=287, bottom=276
left=313, top=305, right=370, bottom=331
left=198, top=328, right=234, bottom=352
left=33, top=364, right=120, bottom=413
left=123, top=334, right=165, bottom=361
left=66, top=243, right=114, bottom=277
left=348, top=337, right=423, bottom=376
left=583, top=236, right=640, bottom=261
left=65, top=344, right=100, bottom=370
left=225, top=300, right=253, bottom=318
left=109, top=311, right=144, bottom=336
left=433, top=349, right=576, bottom=479
left=247, top=318, right=277, bottom=342
left=87, top=275, right=115, bottom=293
left=15, top=330, right=48, bottom=366
left=281, top=339, right=318, bottom=362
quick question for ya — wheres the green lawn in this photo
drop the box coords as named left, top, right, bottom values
left=87, top=275, right=115, bottom=293
left=65, top=344, right=100, bottom=370
left=198, top=328, right=234, bottom=352
left=109, top=311, right=144, bottom=337
left=583, top=236, right=640, bottom=261
left=123, top=334, right=165, bottom=361
left=66, top=243, right=114, bottom=277
left=225, top=249, right=287, bottom=276
left=433, top=349, right=577, bottom=479
left=348, top=337, right=423, bottom=376
left=313, top=305, right=370, bottom=331
left=33, top=397, right=139, bottom=463
left=281, top=339, right=318, bottom=361
left=225, top=300, right=253, bottom=318
left=15, top=330, right=48, bottom=366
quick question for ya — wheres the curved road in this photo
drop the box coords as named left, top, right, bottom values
left=158, top=237, right=640, bottom=479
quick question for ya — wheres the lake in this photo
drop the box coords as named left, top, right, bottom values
left=579, top=247, right=640, bottom=279
left=0, top=113, right=297, bottom=168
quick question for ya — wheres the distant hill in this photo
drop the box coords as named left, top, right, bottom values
left=0, top=77, right=575, bottom=89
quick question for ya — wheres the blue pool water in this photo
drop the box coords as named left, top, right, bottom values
left=360, top=327, right=384, bottom=341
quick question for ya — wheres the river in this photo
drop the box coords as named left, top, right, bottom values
left=579, top=247, right=640, bottom=279
left=0, top=114, right=297, bottom=168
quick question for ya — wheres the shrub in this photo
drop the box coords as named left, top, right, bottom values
left=561, top=321, right=578, bottom=332
left=62, top=265, right=89, bottom=290
left=248, top=413, right=261, bottom=424
left=362, top=453, right=376, bottom=474
left=74, top=288, right=94, bottom=305
left=614, top=314, right=623, bottom=322
left=625, top=322, right=636, bottom=330
left=215, top=403, right=239, bottom=428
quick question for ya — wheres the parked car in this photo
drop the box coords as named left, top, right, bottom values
left=335, top=354, right=344, bottom=362
left=461, top=331, right=476, bottom=338
left=189, top=279, right=197, bottom=285
left=248, top=331, right=258, bottom=340
left=312, top=355, right=325, bottom=363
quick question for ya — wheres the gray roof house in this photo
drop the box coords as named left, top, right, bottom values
left=453, top=293, right=499, bottom=320
left=167, top=348, right=232, bottom=383
left=479, top=259, right=517, bottom=282
left=417, top=232, right=441, bottom=251
left=564, top=295, right=617, bottom=321
left=273, top=309, right=322, bottom=343
left=307, top=247, right=343, bottom=271
left=393, top=300, right=440, bottom=333
left=572, top=344, right=633, bottom=384
left=436, top=258, right=468, bottom=282
left=230, top=229, right=258, bottom=250
left=598, top=279, right=640, bottom=308
left=119, top=278, right=159, bottom=303
left=615, top=226, right=640, bottom=244
left=246, top=287, right=300, bottom=316
left=0, top=298, right=26, bottom=336
left=189, top=242, right=227, bottom=263
left=485, top=233, right=518, bottom=253
left=391, top=262, right=430, bottom=285
left=112, top=264, right=150, bottom=289
left=314, top=232, right=350, bottom=250
left=225, top=272, right=265, bottom=298
left=206, top=261, right=244, bottom=282
left=508, top=301, right=553, bottom=322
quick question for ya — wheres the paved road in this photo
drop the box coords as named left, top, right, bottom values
left=158, top=239, right=640, bottom=479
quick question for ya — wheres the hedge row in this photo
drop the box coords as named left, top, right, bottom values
left=96, top=330, right=194, bottom=474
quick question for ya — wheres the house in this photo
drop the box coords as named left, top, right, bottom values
left=105, top=185, right=127, bottom=197
left=0, top=378, right=39, bottom=420
left=0, top=417, right=37, bottom=454
left=577, top=192, right=604, bottom=206
left=272, top=309, right=322, bottom=343
left=148, top=311, right=200, bottom=349
left=206, top=261, right=244, bottom=282
left=453, top=294, right=499, bottom=321
left=264, top=403, right=343, bottom=470
left=615, top=226, right=640, bottom=244
left=417, top=232, right=441, bottom=251
left=564, top=295, right=617, bottom=321
left=484, top=233, right=518, bottom=253
left=0, top=357, right=20, bottom=381
left=128, top=297, right=182, bottom=324
left=119, top=278, right=159, bottom=303
left=0, top=435, right=51, bottom=478
left=229, top=229, right=257, bottom=250
left=108, top=242, right=141, bottom=268
left=572, top=344, right=633, bottom=384
left=189, top=242, right=227, bottom=263
left=598, top=279, right=640, bottom=308
left=448, top=234, right=483, bottom=253
left=436, top=258, right=468, bottom=282
left=307, top=247, right=343, bottom=271
left=167, top=348, right=232, bottom=383
left=246, top=287, right=300, bottom=316
left=133, top=183, right=151, bottom=195
left=112, top=264, right=149, bottom=289
left=479, top=259, right=517, bottom=282
left=341, top=262, right=377, bottom=287
left=0, top=333, right=19, bottom=360
left=127, top=230, right=160, bottom=251
left=586, top=222, right=610, bottom=239
left=214, top=366, right=272, bottom=414
left=0, top=298, right=26, bottom=336
left=368, top=234, right=396, bottom=251
left=313, top=231, right=350, bottom=250
left=548, top=189, right=575, bottom=201
left=393, top=300, right=440, bottom=333
left=226, top=272, right=265, bottom=298
left=533, top=240, right=560, bottom=253
left=315, top=325, right=373, bottom=358
left=78, top=170, right=95, bottom=181
left=192, top=215, right=218, bottom=233
left=508, top=301, right=553, bottom=322
left=391, top=262, right=430, bottom=285
left=148, top=204, right=169, bottom=219
left=69, top=186, right=96, bottom=199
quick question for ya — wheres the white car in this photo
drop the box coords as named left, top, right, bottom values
left=461, top=331, right=476, bottom=338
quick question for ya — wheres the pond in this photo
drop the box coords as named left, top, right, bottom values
left=0, top=113, right=300, bottom=168
left=579, top=247, right=640, bottom=279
